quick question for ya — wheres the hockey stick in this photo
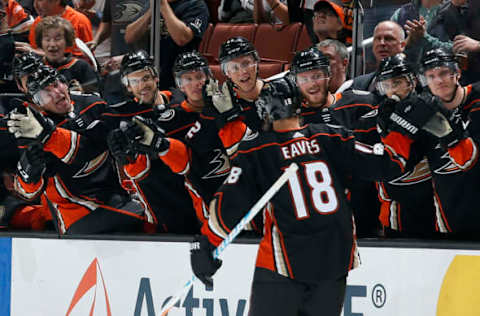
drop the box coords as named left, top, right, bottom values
left=159, top=162, right=299, bottom=316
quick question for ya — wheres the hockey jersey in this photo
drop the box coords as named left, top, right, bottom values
left=203, top=122, right=409, bottom=283
left=425, top=83, right=480, bottom=233
left=13, top=93, right=144, bottom=234
left=103, top=95, right=200, bottom=233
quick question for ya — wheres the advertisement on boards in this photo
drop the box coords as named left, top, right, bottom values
left=9, top=238, right=480, bottom=316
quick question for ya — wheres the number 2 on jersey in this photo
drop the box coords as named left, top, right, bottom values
left=287, top=161, right=339, bottom=218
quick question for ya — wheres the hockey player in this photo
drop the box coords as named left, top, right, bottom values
left=113, top=50, right=255, bottom=225
left=202, top=36, right=265, bottom=131
left=7, top=65, right=145, bottom=234
left=292, top=46, right=382, bottom=237
left=372, top=53, right=437, bottom=237
left=106, top=50, right=203, bottom=233
left=412, top=48, right=480, bottom=236
left=189, top=77, right=414, bottom=316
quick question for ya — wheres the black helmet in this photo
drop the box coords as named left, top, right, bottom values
left=173, top=51, right=211, bottom=87
left=26, top=65, right=61, bottom=96
left=219, top=37, right=259, bottom=67
left=419, top=48, right=459, bottom=87
left=377, top=53, right=414, bottom=82
left=120, top=50, right=157, bottom=83
left=376, top=53, right=416, bottom=95
left=290, top=47, right=330, bottom=76
left=13, top=52, right=42, bottom=79
left=255, top=76, right=301, bottom=129
left=420, top=48, right=458, bottom=74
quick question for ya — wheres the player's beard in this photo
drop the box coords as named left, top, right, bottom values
left=306, top=82, right=329, bottom=108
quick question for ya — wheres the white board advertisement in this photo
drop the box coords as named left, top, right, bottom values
left=10, top=238, right=480, bottom=316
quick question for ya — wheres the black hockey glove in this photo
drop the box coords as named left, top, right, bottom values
left=7, top=107, right=56, bottom=145
left=378, top=94, right=442, bottom=139
left=376, top=97, right=397, bottom=137
left=122, top=116, right=169, bottom=157
left=203, top=79, right=242, bottom=129
left=17, top=143, right=46, bottom=184
left=107, top=128, right=136, bottom=165
left=190, top=235, right=222, bottom=287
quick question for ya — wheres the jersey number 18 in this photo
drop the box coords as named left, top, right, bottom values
left=287, top=161, right=339, bottom=218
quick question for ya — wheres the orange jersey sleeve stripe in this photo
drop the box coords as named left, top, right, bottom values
left=160, top=138, right=189, bottom=174
left=218, top=120, right=247, bottom=150
left=448, top=137, right=478, bottom=170
left=382, top=131, right=413, bottom=160
left=44, top=127, right=80, bottom=164
left=124, top=154, right=150, bottom=180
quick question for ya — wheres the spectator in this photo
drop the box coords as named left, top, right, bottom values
left=317, top=39, right=348, bottom=93
left=428, top=0, right=480, bottom=85
left=23, top=0, right=92, bottom=57
left=341, top=20, right=405, bottom=92
left=0, top=0, right=33, bottom=36
left=312, top=0, right=350, bottom=45
left=392, top=0, right=449, bottom=69
left=217, top=0, right=287, bottom=24
left=124, top=0, right=209, bottom=90
left=35, top=16, right=98, bottom=93
left=391, top=0, right=443, bottom=35
left=89, top=0, right=149, bottom=56
left=254, top=0, right=288, bottom=24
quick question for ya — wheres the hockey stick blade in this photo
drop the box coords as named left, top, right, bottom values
left=159, top=162, right=299, bottom=316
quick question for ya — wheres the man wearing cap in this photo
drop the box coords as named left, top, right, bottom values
left=312, top=0, right=350, bottom=45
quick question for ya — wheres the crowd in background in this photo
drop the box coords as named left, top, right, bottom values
left=0, top=0, right=479, bottom=240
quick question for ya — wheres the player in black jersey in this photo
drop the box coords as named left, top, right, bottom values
left=6, top=65, right=145, bottom=234
left=112, top=50, right=255, bottom=226
left=105, top=50, right=198, bottom=233
left=412, top=48, right=480, bottom=236
left=371, top=53, right=437, bottom=237
left=291, top=46, right=383, bottom=237
left=201, top=36, right=264, bottom=131
left=190, top=77, right=413, bottom=316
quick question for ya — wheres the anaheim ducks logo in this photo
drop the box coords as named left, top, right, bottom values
left=113, top=1, right=144, bottom=24
left=203, top=149, right=231, bottom=179
left=73, top=151, right=109, bottom=178
left=157, top=109, right=175, bottom=121
left=434, top=152, right=462, bottom=175
left=388, top=158, right=432, bottom=185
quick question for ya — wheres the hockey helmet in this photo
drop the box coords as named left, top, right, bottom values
left=120, top=50, right=158, bottom=86
left=290, top=46, right=330, bottom=77
left=419, top=48, right=459, bottom=87
left=376, top=53, right=416, bottom=96
left=219, top=37, right=259, bottom=74
left=173, top=51, right=211, bottom=87
left=13, top=52, right=42, bottom=79
left=27, top=65, right=67, bottom=105
left=255, top=76, right=301, bottom=129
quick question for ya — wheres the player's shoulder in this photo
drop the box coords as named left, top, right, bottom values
left=332, top=89, right=379, bottom=109
left=71, top=92, right=106, bottom=107
left=465, top=82, right=480, bottom=109
left=306, top=123, right=351, bottom=140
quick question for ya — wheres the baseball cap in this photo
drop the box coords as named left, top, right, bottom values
left=313, top=0, right=346, bottom=28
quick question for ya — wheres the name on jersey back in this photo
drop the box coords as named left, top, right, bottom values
left=281, top=139, right=320, bottom=159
